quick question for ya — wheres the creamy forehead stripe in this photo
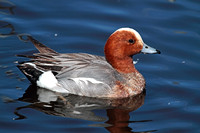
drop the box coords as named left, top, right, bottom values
left=115, top=28, right=143, bottom=42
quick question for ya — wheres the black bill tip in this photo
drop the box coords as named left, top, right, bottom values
left=156, top=49, right=161, bottom=54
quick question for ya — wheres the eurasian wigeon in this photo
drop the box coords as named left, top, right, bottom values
left=17, top=28, right=160, bottom=98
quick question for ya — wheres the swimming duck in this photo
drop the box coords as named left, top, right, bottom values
left=17, top=28, right=160, bottom=98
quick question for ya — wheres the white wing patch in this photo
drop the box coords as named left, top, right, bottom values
left=70, top=77, right=105, bottom=86
left=24, top=62, right=44, bottom=72
left=75, top=103, right=99, bottom=108
left=37, top=71, right=58, bottom=89
left=24, top=62, right=37, bottom=68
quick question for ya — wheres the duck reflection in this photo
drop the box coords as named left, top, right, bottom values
left=0, top=20, right=30, bottom=41
left=0, top=0, right=16, bottom=38
left=0, top=0, right=15, bottom=15
left=0, top=20, right=15, bottom=38
left=15, top=85, right=156, bottom=133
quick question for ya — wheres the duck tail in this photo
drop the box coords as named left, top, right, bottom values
left=17, top=36, right=59, bottom=85
left=27, top=36, right=58, bottom=54
left=17, top=62, right=43, bottom=84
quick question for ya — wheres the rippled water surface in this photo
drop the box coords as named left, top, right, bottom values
left=0, top=0, right=200, bottom=133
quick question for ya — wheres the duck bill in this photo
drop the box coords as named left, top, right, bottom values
left=141, top=43, right=161, bottom=54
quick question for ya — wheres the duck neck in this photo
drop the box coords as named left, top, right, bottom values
left=107, top=56, right=137, bottom=73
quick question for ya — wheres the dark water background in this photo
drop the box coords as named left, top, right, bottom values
left=0, top=0, right=200, bottom=133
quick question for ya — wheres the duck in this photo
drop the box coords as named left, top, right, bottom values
left=17, top=28, right=160, bottom=98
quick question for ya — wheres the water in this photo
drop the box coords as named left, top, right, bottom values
left=0, top=0, right=200, bottom=132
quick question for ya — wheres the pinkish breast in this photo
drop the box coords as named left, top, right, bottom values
left=107, top=71, right=145, bottom=98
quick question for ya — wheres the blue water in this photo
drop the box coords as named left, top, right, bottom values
left=0, top=0, right=200, bottom=132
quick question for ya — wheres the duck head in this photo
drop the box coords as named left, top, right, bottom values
left=104, top=28, right=160, bottom=73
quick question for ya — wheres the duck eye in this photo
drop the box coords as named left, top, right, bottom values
left=128, top=39, right=135, bottom=44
